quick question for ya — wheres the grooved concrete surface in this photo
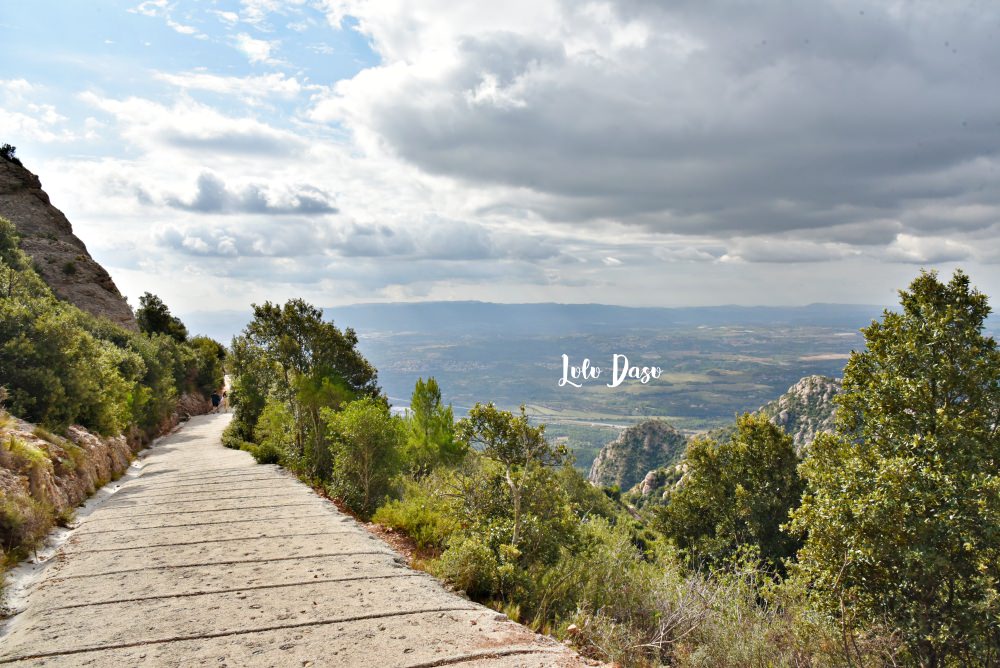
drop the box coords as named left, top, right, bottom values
left=0, top=414, right=590, bottom=667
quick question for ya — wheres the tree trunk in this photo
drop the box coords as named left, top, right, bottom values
left=506, top=468, right=522, bottom=547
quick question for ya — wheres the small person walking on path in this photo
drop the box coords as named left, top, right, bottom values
left=210, top=390, right=221, bottom=413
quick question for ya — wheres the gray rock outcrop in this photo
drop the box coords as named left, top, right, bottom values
left=588, top=419, right=687, bottom=490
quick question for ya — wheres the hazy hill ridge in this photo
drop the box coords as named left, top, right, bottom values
left=0, top=157, right=136, bottom=329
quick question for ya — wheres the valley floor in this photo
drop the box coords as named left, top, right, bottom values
left=0, top=414, right=588, bottom=667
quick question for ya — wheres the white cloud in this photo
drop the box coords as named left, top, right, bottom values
left=885, top=234, right=975, bottom=264
left=166, top=19, right=199, bottom=35
left=235, top=33, right=279, bottom=64
left=78, top=92, right=304, bottom=156
left=0, top=81, right=75, bottom=142
left=212, top=10, right=240, bottom=24
left=130, top=0, right=167, bottom=18
left=239, top=0, right=308, bottom=28
left=154, top=71, right=306, bottom=100
left=0, top=79, right=36, bottom=97
left=721, top=239, right=861, bottom=264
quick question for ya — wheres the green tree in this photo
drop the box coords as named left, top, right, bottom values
left=135, top=292, right=188, bottom=342
left=187, top=335, right=226, bottom=395
left=655, top=413, right=803, bottom=572
left=0, top=218, right=47, bottom=299
left=457, top=403, right=564, bottom=548
left=324, top=396, right=403, bottom=518
left=790, top=270, right=1000, bottom=667
left=227, top=335, right=278, bottom=442
left=234, top=299, right=380, bottom=477
left=244, top=300, right=378, bottom=396
left=1, top=143, right=21, bottom=166
left=404, top=377, right=463, bottom=472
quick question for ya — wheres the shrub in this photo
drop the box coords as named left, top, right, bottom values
left=324, top=397, right=404, bottom=518
left=221, top=420, right=254, bottom=451
left=254, top=397, right=294, bottom=460
left=0, top=436, right=53, bottom=498
left=372, top=473, right=460, bottom=551
left=0, top=143, right=21, bottom=166
left=656, top=413, right=803, bottom=573
left=0, top=491, right=52, bottom=557
left=251, top=441, right=282, bottom=464
left=432, top=535, right=499, bottom=599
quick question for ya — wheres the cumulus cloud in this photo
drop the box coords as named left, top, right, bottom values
left=12, top=0, right=1000, bottom=312
left=154, top=71, right=306, bottom=100
left=318, top=0, right=1000, bottom=249
left=79, top=92, right=305, bottom=155
left=885, top=234, right=975, bottom=264
left=166, top=173, right=338, bottom=215
left=130, top=0, right=168, bottom=18
left=235, top=33, right=279, bottom=64
left=156, top=211, right=562, bottom=266
left=158, top=218, right=336, bottom=257
left=722, top=239, right=861, bottom=264
left=0, top=79, right=76, bottom=142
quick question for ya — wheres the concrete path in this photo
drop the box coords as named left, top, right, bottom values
left=0, top=414, right=590, bottom=667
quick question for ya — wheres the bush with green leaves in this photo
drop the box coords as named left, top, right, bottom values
left=0, top=436, right=56, bottom=559
left=324, top=396, right=404, bottom=518
left=372, top=469, right=461, bottom=552
left=0, top=217, right=224, bottom=436
left=656, top=413, right=804, bottom=573
left=432, top=535, right=500, bottom=599
left=408, top=406, right=584, bottom=616
left=0, top=492, right=51, bottom=558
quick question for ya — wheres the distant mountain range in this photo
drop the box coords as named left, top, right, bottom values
left=181, top=301, right=891, bottom=343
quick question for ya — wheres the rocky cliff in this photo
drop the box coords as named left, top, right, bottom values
left=753, top=375, right=840, bottom=449
left=707, top=375, right=840, bottom=450
left=0, top=156, right=136, bottom=329
left=625, top=375, right=841, bottom=505
left=588, top=419, right=687, bottom=490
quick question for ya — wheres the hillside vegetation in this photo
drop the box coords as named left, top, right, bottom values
left=0, top=150, right=136, bottom=329
left=226, top=269, right=1000, bottom=667
left=0, top=217, right=223, bottom=573
left=625, top=374, right=842, bottom=507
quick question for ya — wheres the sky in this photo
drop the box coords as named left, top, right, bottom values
left=1, top=0, right=999, bottom=313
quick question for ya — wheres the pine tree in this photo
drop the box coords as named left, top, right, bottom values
left=404, top=377, right=461, bottom=472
